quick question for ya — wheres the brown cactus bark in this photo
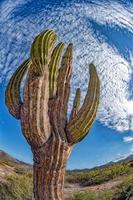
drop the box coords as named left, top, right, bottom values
left=32, top=136, right=72, bottom=200
left=5, top=30, right=100, bottom=200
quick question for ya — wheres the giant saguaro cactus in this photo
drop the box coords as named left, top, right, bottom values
left=5, top=30, right=100, bottom=200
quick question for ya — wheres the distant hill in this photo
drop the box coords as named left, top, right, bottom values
left=0, top=149, right=133, bottom=173
left=120, top=154, right=133, bottom=163
left=70, top=153, right=133, bottom=172
left=0, top=150, right=32, bottom=180
left=0, top=150, right=31, bottom=166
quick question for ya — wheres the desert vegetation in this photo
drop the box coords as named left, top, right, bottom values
left=66, top=162, right=133, bottom=186
left=0, top=154, right=133, bottom=200
left=0, top=173, right=33, bottom=200
left=67, top=175, right=133, bottom=200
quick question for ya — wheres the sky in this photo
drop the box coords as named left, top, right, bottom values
left=0, top=0, right=133, bottom=169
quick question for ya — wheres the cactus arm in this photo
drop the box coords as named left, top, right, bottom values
left=30, top=30, right=57, bottom=76
left=48, top=43, right=64, bottom=98
left=5, top=59, right=30, bottom=119
left=69, top=88, right=81, bottom=121
left=66, top=64, right=100, bottom=145
left=48, top=44, right=73, bottom=141
left=21, top=67, right=50, bottom=147
left=56, top=44, right=73, bottom=127
left=21, top=31, right=65, bottom=147
left=20, top=31, right=61, bottom=147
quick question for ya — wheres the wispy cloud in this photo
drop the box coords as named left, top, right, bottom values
left=1, top=0, right=133, bottom=132
left=130, top=148, right=133, bottom=153
left=123, top=136, right=133, bottom=143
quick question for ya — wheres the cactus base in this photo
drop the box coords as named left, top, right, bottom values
left=32, top=136, right=72, bottom=200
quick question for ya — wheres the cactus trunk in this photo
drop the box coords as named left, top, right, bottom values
left=33, top=136, right=72, bottom=200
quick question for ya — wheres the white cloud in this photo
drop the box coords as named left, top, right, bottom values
left=130, top=148, right=133, bottom=153
left=123, top=136, right=133, bottom=143
left=1, top=0, right=133, bottom=132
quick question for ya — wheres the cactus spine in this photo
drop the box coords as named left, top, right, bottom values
left=5, top=30, right=100, bottom=200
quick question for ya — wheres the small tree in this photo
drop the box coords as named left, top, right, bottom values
left=5, top=30, right=100, bottom=200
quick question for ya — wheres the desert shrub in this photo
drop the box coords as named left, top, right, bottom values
left=0, top=173, right=33, bottom=200
left=65, top=190, right=113, bottom=200
left=112, top=176, right=133, bottom=200
left=98, top=190, right=113, bottom=200
left=66, top=163, right=133, bottom=186
left=15, top=167, right=27, bottom=175
left=65, top=191, right=96, bottom=200
left=65, top=175, right=133, bottom=200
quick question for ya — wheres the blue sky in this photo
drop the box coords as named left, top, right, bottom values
left=1, top=0, right=133, bottom=169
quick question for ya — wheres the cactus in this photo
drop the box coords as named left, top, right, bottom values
left=5, top=30, right=100, bottom=200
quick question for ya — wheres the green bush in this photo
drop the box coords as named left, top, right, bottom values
left=65, top=190, right=113, bottom=200
left=0, top=173, right=33, bottom=200
left=72, top=192, right=96, bottom=200
left=66, top=162, right=133, bottom=186
left=66, top=176, right=133, bottom=200
left=112, top=176, right=133, bottom=200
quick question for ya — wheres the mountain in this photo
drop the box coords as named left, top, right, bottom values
left=0, top=150, right=31, bottom=167
left=0, top=150, right=133, bottom=173
left=120, top=154, right=133, bottom=163
left=0, top=150, right=32, bottom=181
left=68, top=153, right=133, bottom=173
